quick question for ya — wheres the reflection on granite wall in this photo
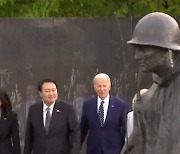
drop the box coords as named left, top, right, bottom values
left=0, top=17, right=155, bottom=152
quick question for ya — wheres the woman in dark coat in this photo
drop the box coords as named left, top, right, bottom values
left=0, top=89, right=21, bottom=154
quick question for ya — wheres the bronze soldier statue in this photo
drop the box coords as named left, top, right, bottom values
left=123, top=12, right=180, bottom=154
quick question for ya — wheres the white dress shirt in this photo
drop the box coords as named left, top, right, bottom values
left=43, top=102, right=55, bottom=126
left=127, top=111, right=134, bottom=139
left=97, top=94, right=110, bottom=123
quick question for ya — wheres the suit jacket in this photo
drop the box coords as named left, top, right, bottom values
left=0, top=111, right=21, bottom=154
left=24, top=101, right=80, bottom=154
left=80, top=95, right=127, bottom=154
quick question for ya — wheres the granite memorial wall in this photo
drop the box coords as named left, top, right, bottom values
left=0, top=16, right=163, bottom=151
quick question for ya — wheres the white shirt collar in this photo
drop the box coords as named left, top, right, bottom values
left=42, top=101, right=55, bottom=126
left=43, top=101, right=55, bottom=112
left=97, top=94, right=110, bottom=104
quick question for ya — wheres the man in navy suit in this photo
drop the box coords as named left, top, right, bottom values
left=24, top=78, right=80, bottom=154
left=80, top=73, right=127, bottom=154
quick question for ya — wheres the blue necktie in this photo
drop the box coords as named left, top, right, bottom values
left=99, top=101, right=104, bottom=127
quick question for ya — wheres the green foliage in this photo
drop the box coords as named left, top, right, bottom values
left=116, top=0, right=180, bottom=16
left=0, top=0, right=179, bottom=17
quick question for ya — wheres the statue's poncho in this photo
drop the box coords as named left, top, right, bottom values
left=125, top=55, right=180, bottom=154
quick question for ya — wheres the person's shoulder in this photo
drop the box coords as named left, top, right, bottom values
left=111, top=95, right=126, bottom=104
left=29, top=101, right=42, bottom=111
left=8, top=111, right=18, bottom=120
left=31, top=101, right=42, bottom=107
left=83, top=96, right=96, bottom=105
left=55, top=101, right=73, bottom=110
left=110, top=95, right=127, bottom=110
left=56, top=100, right=69, bottom=106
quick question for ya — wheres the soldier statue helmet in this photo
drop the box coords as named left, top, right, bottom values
left=127, top=12, right=180, bottom=50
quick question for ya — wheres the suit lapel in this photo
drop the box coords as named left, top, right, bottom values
left=93, top=97, right=104, bottom=127
left=47, top=101, right=61, bottom=135
left=38, top=102, right=46, bottom=134
left=94, top=97, right=100, bottom=124
left=104, top=95, right=115, bottom=126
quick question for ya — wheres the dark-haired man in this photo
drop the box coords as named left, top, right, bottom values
left=24, top=78, right=80, bottom=154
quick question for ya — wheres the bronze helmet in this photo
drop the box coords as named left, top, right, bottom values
left=127, top=12, right=180, bottom=50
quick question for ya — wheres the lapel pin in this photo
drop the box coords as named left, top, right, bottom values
left=57, top=109, right=60, bottom=113
left=111, top=105, right=114, bottom=107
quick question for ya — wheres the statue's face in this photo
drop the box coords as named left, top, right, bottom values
left=134, top=45, right=169, bottom=74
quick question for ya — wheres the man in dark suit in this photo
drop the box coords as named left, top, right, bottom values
left=80, top=73, right=127, bottom=154
left=24, top=78, right=80, bottom=154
